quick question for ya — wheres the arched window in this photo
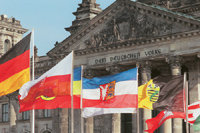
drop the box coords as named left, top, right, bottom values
left=4, top=39, right=11, bottom=52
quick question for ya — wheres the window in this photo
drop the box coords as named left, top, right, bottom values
left=44, top=109, right=51, bottom=118
left=4, top=39, right=11, bottom=52
left=121, top=114, right=132, bottom=133
left=22, top=111, right=30, bottom=120
left=2, top=104, right=8, bottom=122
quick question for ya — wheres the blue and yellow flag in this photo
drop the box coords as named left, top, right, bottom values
left=73, top=67, right=82, bottom=95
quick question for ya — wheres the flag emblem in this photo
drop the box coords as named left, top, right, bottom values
left=35, top=78, right=58, bottom=101
left=147, top=82, right=160, bottom=103
left=100, top=80, right=116, bottom=101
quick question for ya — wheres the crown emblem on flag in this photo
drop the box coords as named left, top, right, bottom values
left=100, top=80, right=116, bottom=101
left=147, top=82, right=160, bottom=103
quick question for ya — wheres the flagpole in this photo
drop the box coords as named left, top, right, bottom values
left=184, top=72, right=189, bottom=133
left=71, top=50, right=74, bottom=133
left=136, top=67, right=140, bottom=133
left=80, top=65, right=84, bottom=133
left=31, top=28, right=35, bottom=133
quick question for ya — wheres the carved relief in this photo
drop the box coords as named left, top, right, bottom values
left=113, top=19, right=121, bottom=41
left=168, top=0, right=182, bottom=8
left=85, top=9, right=173, bottom=48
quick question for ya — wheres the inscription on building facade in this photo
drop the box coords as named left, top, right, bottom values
left=90, top=48, right=166, bottom=65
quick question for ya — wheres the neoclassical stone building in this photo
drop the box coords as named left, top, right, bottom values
left=2, top=0, right=200, bottom=132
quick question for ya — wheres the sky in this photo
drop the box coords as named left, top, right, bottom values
left=0, top=0, right=116, bottom=56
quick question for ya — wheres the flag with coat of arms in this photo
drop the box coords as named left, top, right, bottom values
left=82, top=67, right=138, bottom=118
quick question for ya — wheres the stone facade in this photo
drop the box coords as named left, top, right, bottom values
left=0, top=14, right=28, bottom=57
left=2, top=0, right=200, bottom=133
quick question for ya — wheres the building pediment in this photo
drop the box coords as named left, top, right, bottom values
left=85, top=9, right=175, bottom=48
left=47, top=0, right=200, bottom=58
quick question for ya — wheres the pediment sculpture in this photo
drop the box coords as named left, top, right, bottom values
left=85, top=9, right=173, bottom=48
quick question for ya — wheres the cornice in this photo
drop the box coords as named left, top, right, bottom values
left=48, top=30, right=200, bottom=62
left=0, top=25, right=28, bottom=34
left=0, top=16, right=28, bottom=34
left=47, top=0, right=200, bottom=58
left=48, top=29, right=200, bottom=61
left=73, top=30, right=200, bottom=57
left=172, top=3, right=200, bottom=14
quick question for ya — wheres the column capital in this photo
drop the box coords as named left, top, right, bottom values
left=7, top=92, right=18, bottom=101
left=197, top=52, right=200, bottom=59
left=165, top=56, right=184, bottom=69
left=137, top=60, right=152, bottom=74
left=0, top=96, right=8, bottom=102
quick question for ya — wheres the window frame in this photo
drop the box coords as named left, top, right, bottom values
left=43, top=109, right=51, bottom=118
left=22, top=111, right=30, bottom=120
left=4, top=39, right=11, bottom=52
left=2, top=103, right=9, bottom=122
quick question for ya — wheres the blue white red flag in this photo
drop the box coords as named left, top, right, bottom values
left=82, top=67, right=138, bottom=118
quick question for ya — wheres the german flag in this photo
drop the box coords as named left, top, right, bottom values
left=0, top=33, right=31, bottom=96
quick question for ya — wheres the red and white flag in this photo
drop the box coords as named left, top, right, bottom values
left=188, top=100, right=200, bottom=124
left=145, top=111, right=185, bottom=133
left=19, top=52, right=73, bottom=112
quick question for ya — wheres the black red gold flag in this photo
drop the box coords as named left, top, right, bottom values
left=0, top=33, right=31, bottom=96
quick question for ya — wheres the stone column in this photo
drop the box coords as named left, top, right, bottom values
left=83, top=69, right=96, bottom=133
left=138, top=61, right=152, bottom=133
left=106, top=65, right=124, bottom=133
left=52, top=109, right=60, bottom=132
left=195, top=55, right=200, bottom=133
left=186, top=54, right=200, bottom=133
left=60, top=108, right=69, bottom=133
left=196, top=53, right=200, bottom=102
left=8, top=93, right=17, bottom=133
left=184, top=60, right=199, bottom=104
left=0, top=30, right=4, bottom=56
left=166, top=56, right=183, bottom=133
